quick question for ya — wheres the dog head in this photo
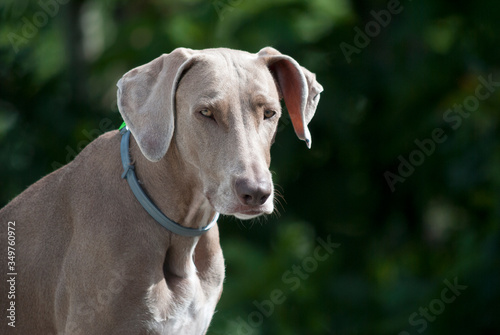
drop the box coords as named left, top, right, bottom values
left=117, top=47, right=322, bottom=219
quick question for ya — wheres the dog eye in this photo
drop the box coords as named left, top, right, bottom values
left=264, top=110, right=276, bottom=120
left=200, top=109, right=214, bottom=118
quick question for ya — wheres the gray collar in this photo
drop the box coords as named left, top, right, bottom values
left=119, top=127, right=218, bottom=237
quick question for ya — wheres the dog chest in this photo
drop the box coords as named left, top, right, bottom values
left=143, top=273, right=220, bottom=334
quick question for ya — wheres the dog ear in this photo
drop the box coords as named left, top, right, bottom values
left=258, top=47, right=323, bottom=148
left=117, top=48, right=196, bottom=162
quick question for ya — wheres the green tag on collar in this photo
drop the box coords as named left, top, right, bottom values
left=119, top=122, right=127, bottom=130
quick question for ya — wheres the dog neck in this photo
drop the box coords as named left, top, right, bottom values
left=127, top=135, right=219, bottom=278
left=128, top=135, right=216, bottom=232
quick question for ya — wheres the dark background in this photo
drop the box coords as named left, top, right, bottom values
left=1, top=0, right=499, bottom=334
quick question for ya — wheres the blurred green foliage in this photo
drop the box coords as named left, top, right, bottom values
left=1, top=0, right=499, bottom=334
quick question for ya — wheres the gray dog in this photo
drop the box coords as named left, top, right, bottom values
left=0, top=47, right=322, bottom=334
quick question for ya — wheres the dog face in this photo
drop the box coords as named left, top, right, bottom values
left=174, top=53, right=281, bottom=219
left=117, top=47, right=322, bottom=220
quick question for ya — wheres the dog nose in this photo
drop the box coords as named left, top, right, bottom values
left=235, top=178, right=272, bottom=206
